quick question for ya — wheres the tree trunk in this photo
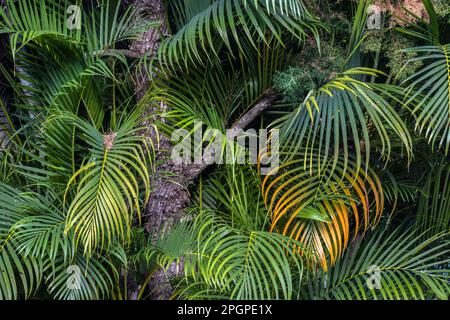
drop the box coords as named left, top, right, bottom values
left=128, top=0, right=195, bottom=300
left=128, top=0, right=278, bottom=299
left=128, top=0, right=183, bottom=234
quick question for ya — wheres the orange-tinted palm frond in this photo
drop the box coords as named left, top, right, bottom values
left=259, top=151, right=384, bottom=270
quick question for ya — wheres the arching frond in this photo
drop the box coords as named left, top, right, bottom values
left=304, top=226, right=450, bottom=300
left=0, top=184, right=44, bottom=300
left=402, top=44, right=450, bottom=154
left=201, top=165, right=267, bottom=231
left=1, top=0, right=155, bottom=119
left=416, top=160, right=450, bottom=238
left=62, top=109, right=154, bottom=254
left=159, top=0, right=322, bottom=68
left=0, top=241, right=44, bottom=300
left=194, top=222, right=304, bottom=300
left=273, top=68, right=413, bottom=174
left=158, top=35, right=286, bottom=135
left=0, top=0, right=153, bottom=60
left=147, top=215, right=307, bottom=300
left=0, top=0, right=81, bottom=60
left=260, top=151, right=384, bottom=270
left=45, top=252, right=115, bottom=300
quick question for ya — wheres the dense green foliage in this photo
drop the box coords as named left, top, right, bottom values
left=0, top=0, right=449, bottom=300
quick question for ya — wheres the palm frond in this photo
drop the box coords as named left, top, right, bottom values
left=159, top=0, right=322, bottom=68
left=0, top=0, right=81, bottom=60
left=201, top=165, right=267, bottom=230
left=304, top=226, right=450, bottom=300
left=45, top=251, right=115, bottom=300
left=416, top=160, right=450, bottom=238
left=0, top=183, right=44, bottom=299
left=62, top=107, right=154, bottom=254
left=273, top=68, right=413, bottom=174
left=148, top=215, right=308, bottom=300
left=7, top=190, right=73, bottom=262
left=260, top=150, right=384, bottom=270
left=1, top=0, right=154, bottom=117
left=346, top=0, right=372, bottom=67
left=158, top=35, right=286, bottom=136
left=402, top=44, right=450, bottom=154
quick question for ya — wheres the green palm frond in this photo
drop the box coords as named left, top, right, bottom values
left=192, top=218, right=306, bottom=300
left=0, top=0, right=153, bottom=59
left=382, top=180, right=419, bottom=207
left=201, top=165, right=267, bottom=231
left=62, top=108, right=154, bottom=254
left=1, top=0, right=450, bottom=302
left=0, top=183, right=44, bottom=300
left=83, top=0, right=155, bottom=56
left=7, top=189, right=73, bottom=262
left=45, top=252, right=115, bottom=300
left=416, top=161, right=450, bottom=238
left=13, top=214, right=70, bottom=261
left=199, top=228, right=303, bottom=300
left=1, top=0, right=155, bottom=117
left=0, top=241, right=44, bottom=300
left=378, top=163, right=421, bottom=209
left=147, top=215, right=307, bottom=300
left=24, top=49, right=114, bottom=114
left=273, top=68, right=413, bottom=174
left=173, top=281, right=230, bottom=300
left=402, top=44, right=450, bottom=154
left=0, top=0, right=82, bottom=60
left=395, top=0, right=441, bottom=45
left=0, top=151, right=16, bottom=184
left=158, top=35, right=286, bottom=136
left=158, top=69, right=231, bottom=132
left=0, top=95, right=15, bottom=147
left=346, top=0, right=372, bottom=67
left=304, top=226, right=450, bottom=300
left=159, top=0, right=322, bottom=68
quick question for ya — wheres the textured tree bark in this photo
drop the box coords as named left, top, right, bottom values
left=128, top=0, right=198, bottom=253
left=128, top=0, right=194, bottom=299
left=128, top=0, right=278, bottom=299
